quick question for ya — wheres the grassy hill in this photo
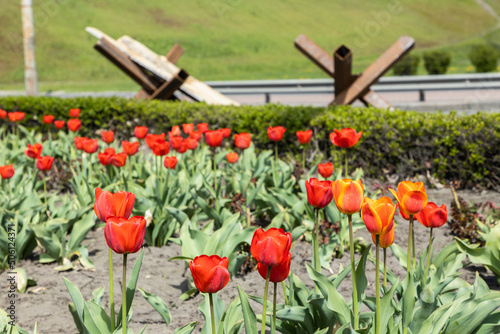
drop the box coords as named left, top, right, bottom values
left=0, top=0, right=499, bottom=91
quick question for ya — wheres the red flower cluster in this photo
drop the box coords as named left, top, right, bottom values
left=8, top=112, right=25, bottom=122
left=251, top=228, right=292, bottom=283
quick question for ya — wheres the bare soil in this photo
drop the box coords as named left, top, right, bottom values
left=2, top=187, right=499, bottom=334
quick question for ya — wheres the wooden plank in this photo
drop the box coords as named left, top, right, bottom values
left=149, top=69, right=189, bottom=100
left=86, top=27, right=239, bottom=106
left=166, top=43, right=184, bottom=64
left=95, top=38, right=157, bottom=93
left=359, top=90, right=394, bottom=110
left=334, top=35, right=415, bottom=105
left=294, top=34, right=334, bottom=76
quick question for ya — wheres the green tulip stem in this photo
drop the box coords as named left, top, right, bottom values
left=191, top=150, right=195, bottom=175
left=246, top=205, right=251, bottom=229
left=313, top=208, right=320, bottom=275
left=128, top=158, right=133, bottom=186
left=43, top=176, right=47, bottom=212
left=424, top=228, right=433, bottom=288
left=383, top=248, right=387, bottom=288
left=412, top=220, right=416, bottom=268
left=302, top=146, right=305, bottom=170
left=272, top=282, right=277, bottom=334
left=281, top=281, right=288, bottom=305
left=89, top=155, right=93, bottom=187
left=209, top=293, right=216, bottom=334
left=345, top=149, right=348, bottom=178
left=376, top=235, right=380, bottom=334
left=122, top=253, right=127, bottom=334
left=109, top=248, right=115, bottom=331
left=261, top=267, right=271, bottom=334
left=349, top=214, right=359, bottom=329
left=213, top=149, right=219, bottom=213
left=407, top=215, right=413, bottom=281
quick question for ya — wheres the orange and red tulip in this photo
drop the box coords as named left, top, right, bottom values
left=333, top=179, right=364, bottom=215
left=234, top=133, right=251, bottom=150
left=67, top=119, right=81, bottom=132
left=94, top=187, right=135, bottom=222
left=164, top=156, right=178, bottom=169
left=205, top=130, right=224, bottom=148
left=330, top=128, right=362, bottom=148
left=318, top=162, right=334, bottom=178
left=122, top=141, right=139, bottom=156
left=110, top=152, right=127, bottom=167
left=104, top=216, right=146, bottom=254
left=389, top=181, right=428, bottom=216
left=251, top=228, right=292, bottom=268
left=257, top=252, right=291, bottom=283
left=189, top=255, right=230, bottom=294
left=371, top=226, right=394, bottom=248
left=0, top=164, right=14, bottom=179
left=296, top=130, right=313, bottom=145
left=305, top=178, right=333, bottom=209
left=226, top=152, right=239, bottom=164
left=171, top=125, right=181, bottom=137
left=54, top=120, right=65, bottom=129
left=134, top=126, right=149, bottom=139
left=36, top=156, right=54, bottom=171
left=267, top=126, right=286, bottom=142
left=25, top=143, right=43, bottom=159
left=101, top=131, right=114, bottom=144
left=361, top=196, right=396, bottom=235
left=183, top=123, right=194, bottom=134
left=69, top=108, right=80, bottom=118
left=43, top=115, right=54, bottom=124
left=415, top=202, right=448, bottom=228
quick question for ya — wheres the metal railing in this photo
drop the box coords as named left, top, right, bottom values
left=206, top=73, right=500, bottom=102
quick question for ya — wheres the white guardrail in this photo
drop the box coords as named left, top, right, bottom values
left=206, top=73, right=500, bottom=102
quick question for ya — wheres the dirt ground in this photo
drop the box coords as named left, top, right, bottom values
left=3, top=187, right=500, bottom=334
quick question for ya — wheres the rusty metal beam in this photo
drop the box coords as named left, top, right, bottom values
left=95, top=38, right=157, bottom=93
left=333, top=45, right=353, bottom=96
left=166, top=43, right=184, bottom=64
left=334, top=35, right=415, bottom=105
left=294, top=34, right=334, bottom=76
left=149, top=69, right=189, bottom=100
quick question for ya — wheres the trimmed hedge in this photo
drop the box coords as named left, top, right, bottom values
left=1, top=97, right=499, bottom=189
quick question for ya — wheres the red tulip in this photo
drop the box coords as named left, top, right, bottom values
left=226, top=152, right=239, bottom=164
left=25, top=143, right=43, bottom=159
left=389, top=181, right=428, bottom=216
left=185, top=138, right=198, bottom=150
left=189, top=255, right=230, bottom=293
left=83, top=138, right=99, bottom=154
left=69, top=108, right=81, bottom=118
left=415, top=202, right=448, bottom=229
left=361, top=197, right=396, bottom=235
left=101, top=131, right=114, bottom=144
left=296, top=130, right=313, bottom=145
left=0, top=109, right=6, bottom=120
left=134, top=126, right=149, bottom=139
left=197, top=123, right=209, bottom=133
left=145, top=133, right=165, bottom=149
left=330, top=128, right=362, bottom=148
left=122, top=141, right=139, bottom=156
left=234, top=133, right=251, bottom=150
left=74, top=137, right=86, bottom=150
left=371, top=226, right=394, bottom=248
left=189, top=131, right=202, bottom=141
left=305, top=178, right=333, bottom=209
left=110, top=152, right=127, bottom=167
left=0, top=164, right=14, bottom=179
left=222, top=128, right=231, bottom=138
left=333, top=179, right=364, bottom=215
left=43, top=115, right=54, bottom=124
left=171, top=125, right=181, bottom=137
left=164, top=156, right=178, bottom=169
left=267, top=126, right=286, bottom=142
left=67, top=119, right=81, bottom=132
left=8, top=112, right=25, bottom=122
left=397, top=204, right=411, bottom=220
left=54, top=120, right=65, bottom=129
left=318, top=162, right=334, bottom=178
left=176, top=141, right=187, bottom=154
left=104, top=216, right=146, bottom=254
left=205, top=130, right=224, bottom=148
left=152, top=141, right=170, bottom=156
left=170, top=136, right=183, bottom=150
left=94, top=187, right=135, bottom=222
left=251, top=228, right=292, bottom=267
left=257, top=252, right=291, bottom=283
left=36, top=156, right=54, bottom=171
left=183, top=123, right=194, bottom=134
left=98, top=148, right=115, bottom=166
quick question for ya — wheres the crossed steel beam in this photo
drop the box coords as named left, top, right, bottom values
left=295, top=34, right=415, bottom=109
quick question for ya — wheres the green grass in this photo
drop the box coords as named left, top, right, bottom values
left=0, top=0, right=499, bottom=91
